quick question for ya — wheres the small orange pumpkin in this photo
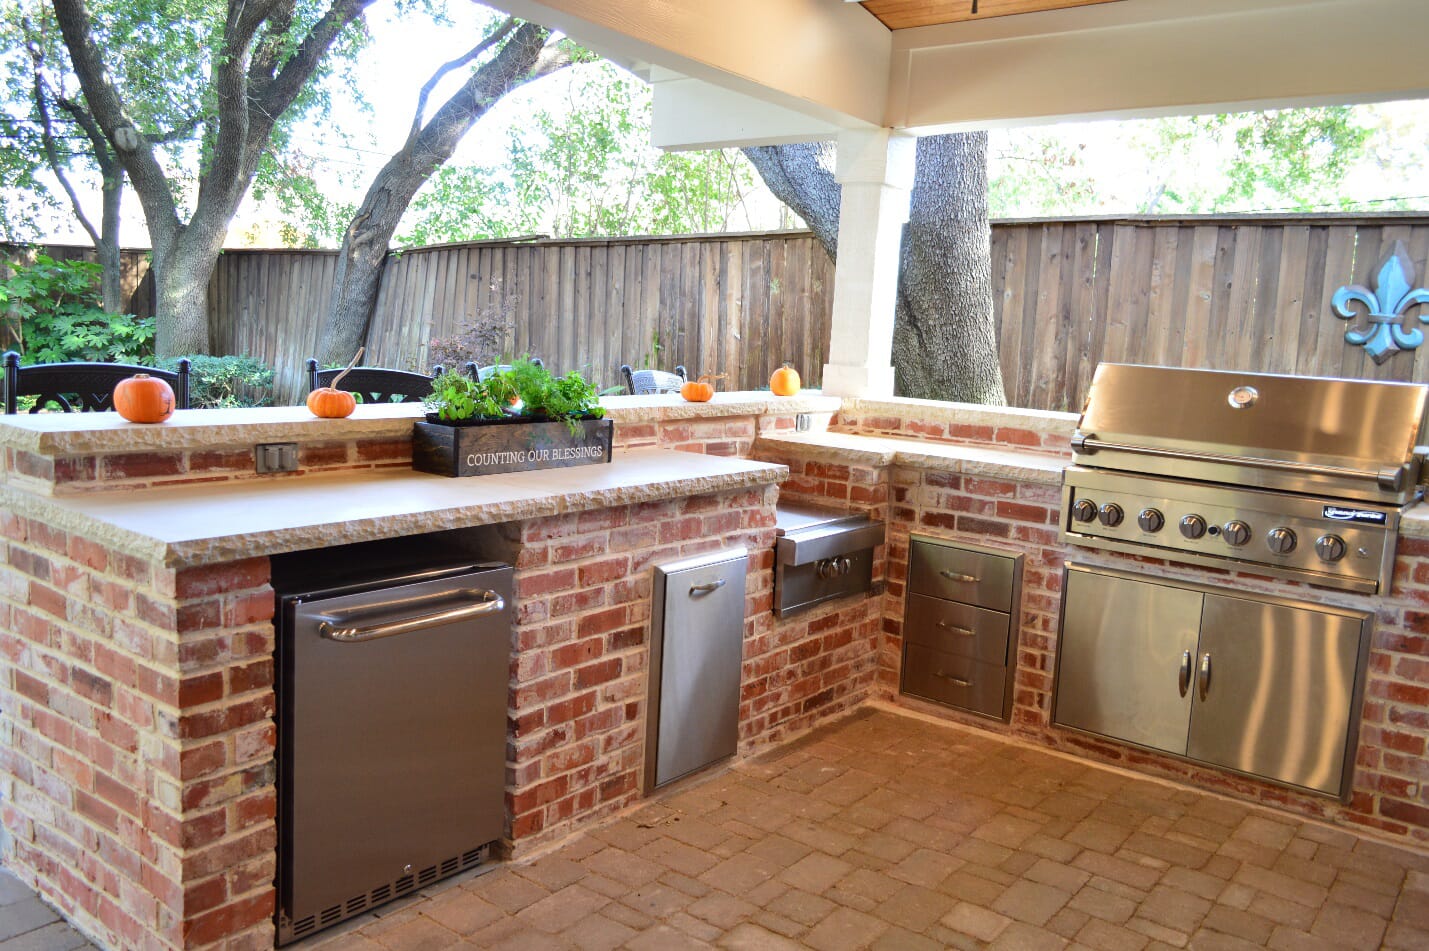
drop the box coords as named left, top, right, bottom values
left=113, top=373, right=175, bottom=423
left=770, top=363, right=801, bottom=396
left=681, top=375, right=717, bottom=403
left=307, top=346, right=362, bottom=419
left=307, top=387, right=356, bottom=419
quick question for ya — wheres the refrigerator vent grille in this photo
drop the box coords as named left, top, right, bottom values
left=284, top=842, right=491, bottom=941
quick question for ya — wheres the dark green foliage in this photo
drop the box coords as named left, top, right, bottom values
left=424, top=358, right=604, bottom=433
left=0, top=253, right=154, bottom=364
left=161, top=354, right=274, bottom=408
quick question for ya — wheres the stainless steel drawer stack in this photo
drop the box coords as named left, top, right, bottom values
left=900, top=535, right=1023, bottom=721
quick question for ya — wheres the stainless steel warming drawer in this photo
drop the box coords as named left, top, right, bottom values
left=900, top=536, right=1023, bottom=721
left=773, top=504, right=884, bottom=618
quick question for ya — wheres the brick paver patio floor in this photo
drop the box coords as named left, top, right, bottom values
left=297, top=706, right=1429, bottom=951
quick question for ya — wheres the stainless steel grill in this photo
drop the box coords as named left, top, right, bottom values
left=1061, top=364, right=1429, bottom=594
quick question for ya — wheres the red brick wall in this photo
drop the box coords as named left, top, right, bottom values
left=1, top=516, right=276, bottom=950
left=875, top=465, right=1429, bottom=848
left=833, top=407, right=1072, bottom=458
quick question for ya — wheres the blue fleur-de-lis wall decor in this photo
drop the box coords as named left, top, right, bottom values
left=1332, top=241, right=1429, bottom=364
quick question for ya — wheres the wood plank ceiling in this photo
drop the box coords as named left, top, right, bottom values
left=859, top=0, right=1124, bottom=30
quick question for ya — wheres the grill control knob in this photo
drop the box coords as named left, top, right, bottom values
left=1137, top=508, right=1165, bottom=533
left=1266, top=527, right=1297, bottom=554
left=1223, top=520, right=1252, bottom=547
left=1098, top=503, right=1124, bottom=527
left=1072, top=498, right=1098, bottom=523
left=1315, top=534, right=1348, bottom=562
left=1179, top=514, right=1207, bottom=539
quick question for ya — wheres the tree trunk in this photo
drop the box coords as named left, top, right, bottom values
left=743, top=132, right=1006, bottom=405
left=98, top=170, right=124, bottom=313
left=317, top=22, right=567, bottom=365
left=152, top=238, right=219, bottom=357
left=893, top=134, right=1005, bottom=404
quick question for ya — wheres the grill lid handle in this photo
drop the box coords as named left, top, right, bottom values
left=1072, top=432, right=1409, bottom=493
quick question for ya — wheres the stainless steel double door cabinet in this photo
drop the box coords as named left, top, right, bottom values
left=277, top=563, right=512, bottom=945
left=1054, top=564, right=1371, bottom=800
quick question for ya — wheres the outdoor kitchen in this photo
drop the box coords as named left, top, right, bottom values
left=5, top=1, right=1429, bottom=950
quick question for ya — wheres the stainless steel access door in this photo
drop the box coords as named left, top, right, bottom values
left=283, top=566, right=511, bottom=932
left=646, top=549, right=747, bottom=790
left=1188, top=595, right=1369, bottom=799
left=1055, top=567, right=1202, bottom=755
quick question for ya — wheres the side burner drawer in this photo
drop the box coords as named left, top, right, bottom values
left=909, top=541, right=1016, bottom=611
left=904, top=594, right=1011, bottom=665
left=902, top=645, right=1007, bottom=719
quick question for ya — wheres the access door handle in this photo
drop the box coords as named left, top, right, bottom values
left=1178, top=650, right=1192, bottom=697
left=939, top=570, right=980, bottom=584
left=319, top=590, right=505, bottom=643
left=689, top=579, right=727, bottom=596
left=1197, top=652, right=1212, bottom=700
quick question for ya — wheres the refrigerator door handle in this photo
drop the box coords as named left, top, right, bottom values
left=319, top=590, right=505, bottom=643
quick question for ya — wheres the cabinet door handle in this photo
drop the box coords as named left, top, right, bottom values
left=935, top=671, right=973, bottom=688
left=936, top=621, right=976, bottom=637
left=1178, top=650, right=1192, bottom=697
left=1197, top=652, right=1212, bottom=700
left=939, top=570, right=980, bottom=584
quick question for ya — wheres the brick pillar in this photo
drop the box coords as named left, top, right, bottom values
left=1, top=511, right=276, bottom=950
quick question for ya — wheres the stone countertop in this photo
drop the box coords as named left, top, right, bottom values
left=757, top=431, right=1067, bottom=485
left=0, top=392, right=838, bottom=456
left=2, top=449, right=787, bottom=568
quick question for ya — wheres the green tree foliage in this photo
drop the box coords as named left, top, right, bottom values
left=398, top=62, right=762, bottom=244
left=989, top=105, right=1381, bottom=217
left=161, top=354, right=275, bottom=407
left=0, top=253, right=153, bottom=362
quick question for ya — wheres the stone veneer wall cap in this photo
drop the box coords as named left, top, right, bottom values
left=842, top=397, right=1079, bottom=434
left=4, top=449, right=787, bottom=568
left=759, top=431, right=1065, bottom=486
left=602, top=391, right=842, bottom=422
left=1403, top=507, right=1429, bottom=539
left=0, top=403, right=425, bottom=455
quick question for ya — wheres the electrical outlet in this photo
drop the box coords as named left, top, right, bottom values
left=255, top=443, right=299, bottom=474
left=795, top=413, right=812, bottom=432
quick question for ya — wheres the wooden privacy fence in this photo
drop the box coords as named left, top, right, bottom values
left=993, top=213, right=1429, bottom=412
left=10, top=213, right=1429, bottom=410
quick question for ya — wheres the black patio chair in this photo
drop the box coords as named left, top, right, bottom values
left=465, top=357, right=545, bottom=381
left=3, top=350, right=191, bottom=414
left=305, top=358, right=442, bottom=404
left=620, top=364, right=687, bottom=395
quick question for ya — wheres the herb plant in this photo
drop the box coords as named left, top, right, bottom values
left=423, top=359, right=605, bottom=432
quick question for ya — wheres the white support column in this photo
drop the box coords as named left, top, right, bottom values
left=821, top=129, right=916, bottom=398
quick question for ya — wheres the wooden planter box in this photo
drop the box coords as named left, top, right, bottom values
left=412, top=415, right=614, bottom=477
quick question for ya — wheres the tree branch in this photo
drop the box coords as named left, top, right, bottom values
left=408, top=17, right=518, bottom=148
left=24, top=29, right=99, bottom=247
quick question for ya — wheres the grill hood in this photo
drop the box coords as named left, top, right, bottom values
left=1071, top=364, right=1429, bottom=506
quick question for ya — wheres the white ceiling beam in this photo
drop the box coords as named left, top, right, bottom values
left=888, top=0, right=1429, bottom=132
left=650, top=77, right=842, bottom=151
left=490, top=0, right=892, bottom=129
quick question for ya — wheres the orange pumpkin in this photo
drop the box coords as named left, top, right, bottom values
left=113, top=373, right=175, bottom=423
left=770, top=363, right=801, bottom=396
left=681, top=376, right=716, bottom=402
left=307, top=386, right=357, bottom=419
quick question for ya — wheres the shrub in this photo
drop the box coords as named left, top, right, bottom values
left=426, top=283, right=519, bottom=371
left=0, top=254, right=155, bottom=364
left=162, top=355, right=275, bottom=408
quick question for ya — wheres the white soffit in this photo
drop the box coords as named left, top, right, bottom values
left=490, top=0, right=891, bottom=129
left=889, top=0, right=1429, bottom=132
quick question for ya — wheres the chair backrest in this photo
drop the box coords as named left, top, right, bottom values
left=305, top=359, right=440, bottom=404
left=3, top=351, right=191, bottom=414
left=620, top=364, right=687, bottom=395
left=466, top=357, right=544, bottom=382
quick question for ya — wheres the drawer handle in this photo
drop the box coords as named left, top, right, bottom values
left=689, top=579, right=727, bottom=596
left=934, top=671, right=973, bottom=688
left=939, top=570, right=981, bottom=584
left=936, top=621, right=976, bottom=637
